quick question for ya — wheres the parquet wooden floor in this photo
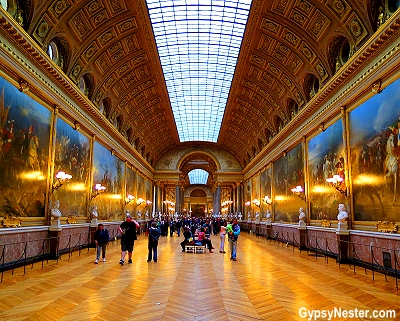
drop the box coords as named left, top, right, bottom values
left=0, top=233, right=399, bottom=321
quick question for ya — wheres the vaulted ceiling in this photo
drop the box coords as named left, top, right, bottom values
left=20, top=0, right=380, bottom=168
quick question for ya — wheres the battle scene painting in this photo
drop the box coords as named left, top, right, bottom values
left=125, top=166, right=138, bottom=218
left=0, top=77, right=52, bottom=217
left=92, top=142, right=124, bottom=220
left=308, top=120, right=346, bottom=220
left=349, top=78, right=400, bottom=221
left=136, top=174, right=145, bottom=219
left=273, top=143, right=305, bottom=222
left=245, top=179, right=252, bottom=220
left=52, top=118, right=90, bottom=217
left=260, top=167, right=272, bottom=218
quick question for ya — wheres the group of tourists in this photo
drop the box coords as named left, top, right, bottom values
left=93, top=215, right=241, bottom=265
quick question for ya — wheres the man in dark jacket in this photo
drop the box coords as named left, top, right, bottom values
left=147, top=222, right=161, bottom=262
left=94, top=223, right=109, bottom=263
left=118, top=214, right=139, bottom=265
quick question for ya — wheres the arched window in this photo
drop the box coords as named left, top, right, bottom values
left=304, top=73, right=320, bottom=101
left=0, top=0, right=8, bottom=10
left=79, top=73, right=94, bottom=99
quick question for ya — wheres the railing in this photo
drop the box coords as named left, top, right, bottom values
left=251, top=228, right=400, bottom=290
left=307, top=236, right=337, bottom=263
left=0, top=231, right=94, bottom=283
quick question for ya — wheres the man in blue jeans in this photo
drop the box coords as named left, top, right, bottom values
left=228, top=219, right=240, bottom=261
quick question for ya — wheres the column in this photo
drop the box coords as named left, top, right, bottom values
left=215, top=185, right=221, bottom=216
left=175, top=185, right=180, bottom=216
left=237, top=183, right=242, bottom=220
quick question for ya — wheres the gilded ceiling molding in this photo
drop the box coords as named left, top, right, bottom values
left=243, top=12, right=400, bottom=178
left=0, top=12, right=154, bottom=178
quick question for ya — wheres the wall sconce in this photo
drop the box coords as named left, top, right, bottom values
left=263, top=195, right=273, bottom=205
left=245, top=201, right=251, bottom=207
left=146, top=200, right=152, bottom=206
left=52, top=171, right=72, bottom=192
left=221, top=200, right=233, bottom=207
left=326, top=175, right=347, bottom=197
left=125, top=194, right=135, bottom=205
left=252, top=199, right=261, bottom=207
left=137, top=198, right=144, bottom=205
left=91, top=183, right=106, bottom=200
left=291, top=186, right=306, bottom=201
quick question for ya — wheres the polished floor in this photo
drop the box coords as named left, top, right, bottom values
left=0, top=232, right=399, bottom=321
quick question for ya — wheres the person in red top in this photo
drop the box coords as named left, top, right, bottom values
left=197, top=227, right=214, bottom=253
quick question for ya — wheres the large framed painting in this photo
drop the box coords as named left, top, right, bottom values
left=125, top=165, right=137, bottom=217
left=308, top=119, right=345, bottom=220
left=260, top=166, right=272, bottom=217
left=52, top=117, right=90, bottom=217
left=92, top=141, right=123, bottom=220
left=136, top=174, right=145, bottom=218
left=245, top=179, right=252, bottom=220
left=349, top=78, right=400, bottom=221
left=0, top=76, right=52, bottom=217
left=273, top=143, right=304, bottom=222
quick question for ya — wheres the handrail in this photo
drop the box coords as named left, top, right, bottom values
left=270, top=229, right=399, bottom=289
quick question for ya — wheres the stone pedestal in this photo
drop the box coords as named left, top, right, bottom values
left=266, top=221, right=272, bottom=239
left=336, top=227, right=350, bottom=263
left=297, top=225, right=307, bottom=250
left=90, top=218, right=98, bottom=227
left=50, top=218, right=61, bottom=228
left=298, top=220, right=306, bottom=227
left=48, top=226, right=62, bottom=259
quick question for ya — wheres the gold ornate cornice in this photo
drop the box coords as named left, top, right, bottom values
left=0, top=11, right=154, bottom=178
left=243, top=11, right=400, bottom=177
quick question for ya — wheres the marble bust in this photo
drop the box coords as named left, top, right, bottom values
left=337, top=204, right=348, bottom=222
left=91, top=206, right=98, bottom=218
left=145, top=210, right=149, bottom=219
left=137, top=210, right=142, bottom=219
left=255, top=212, right=260, bottom=220
left=298, top=207, right=306, bottom=221
left=51, top=200, right=62, bottom=218
left=266, top=210, right=271, bottom=219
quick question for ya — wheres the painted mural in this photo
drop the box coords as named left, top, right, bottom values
left=136, top=174, right=145, bottom=219
left=308, top=120, right=346, bottom=220
left=251, top=174, right=260, bottom=216
left=260, top=167, right=272, bottom=217
left=273, top=143, right=304, bottom=222
left=245, top=179, right=252, bottom=220
left=92, top=142, right=123, bottom=220
left=125, top=165, right=138, bottom=218
left=0, top=77, right=51, bottom=217
left=349, top=78, right=400, bottom=221
left=52, top=118, right=90, bottom=217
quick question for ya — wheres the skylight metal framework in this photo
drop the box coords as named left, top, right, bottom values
left=146, top=0, right=252, bottom=142
left=188, top=169, right=209, bottom=185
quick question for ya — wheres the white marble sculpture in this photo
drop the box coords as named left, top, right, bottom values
left=337, top=203, right=349, bottom=231
left=298, top=207, right=306, bottom=227
left=266, top=210, right=272, bottom=224
left=50, top=200, right=62, bottom=228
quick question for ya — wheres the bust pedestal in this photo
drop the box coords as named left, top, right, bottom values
left=265, top=218, right=272, bottom=238
left=90, top=218, right=98, bottom=227
left=298, top=220, right=306, bottom=227
left=337, top=221, right=348, bottom=231
left=50, top=218, right=61, bottom=229
left=48, top=221, right=62, bottom=259
left=297, top=223, right=307, bottom=250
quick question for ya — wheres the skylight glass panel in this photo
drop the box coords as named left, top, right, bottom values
left=188, top=169, right=209, bottom=185
left=147, top=0, right=252, bottom=142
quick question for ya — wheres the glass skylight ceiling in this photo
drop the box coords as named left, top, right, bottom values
left=146, top=0, right=252, bottom=142
left=188, top=169, right=209, bottom=185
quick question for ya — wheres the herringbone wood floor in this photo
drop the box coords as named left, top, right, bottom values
left=0, top=233, right=399, bottom=321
